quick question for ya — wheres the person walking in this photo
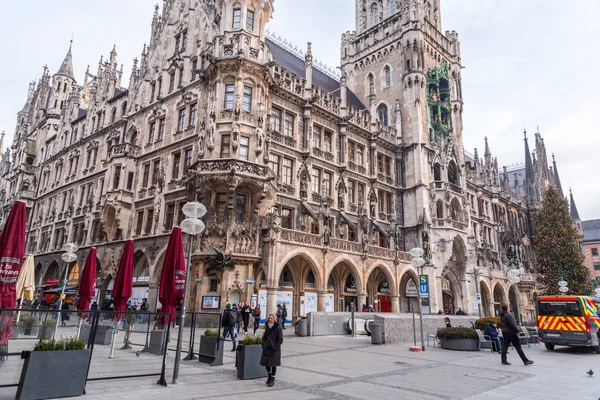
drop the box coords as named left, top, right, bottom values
left=261, top=314, right=283, bottom=387
left=233, top=303, right=243, bottom=337
left=222, top=304, right=237, bottom=351
left=252, top=305, right=262, bottom=335
left=60, top=302, right=70, bottom=327
left=242, top=302, right=251, bottom=333
left=281, top=304, right=288, bottom=330
left=500, top=305, right=533, bottom=366
left=484, top=320, right=502, bottom=353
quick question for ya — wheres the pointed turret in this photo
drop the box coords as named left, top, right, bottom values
left=523, top=130, right=535, bottom=203
left=569, top=188, right=580, bottom=221
left=552, top=154, right=564, bottom=198
left=55, top=41, right=76, bottom=82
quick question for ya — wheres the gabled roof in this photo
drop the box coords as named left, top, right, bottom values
left=266, top=38, right=366, bottom=110
left=582, top=219, right=600, bottom=243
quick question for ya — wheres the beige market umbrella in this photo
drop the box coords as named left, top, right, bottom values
left=15, top=254, right=36, bottom=323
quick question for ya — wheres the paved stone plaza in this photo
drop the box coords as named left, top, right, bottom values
left=3, top=328, right=599, bottom=400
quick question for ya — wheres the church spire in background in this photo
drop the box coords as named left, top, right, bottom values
left=552, top=154, right=564, bottom=198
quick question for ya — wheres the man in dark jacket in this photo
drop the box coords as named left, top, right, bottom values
left=222, top=304, right=237, bottom=351
left=484, top=320, right=502, bottom=353
left=500, top=305, right=533, bottom=365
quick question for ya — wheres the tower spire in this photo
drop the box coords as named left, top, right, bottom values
left=55, top=41, right=76, bottom=81
left=552, top=153, right=564, bottom=198
left=523, top=130, right=536, bottom=204
left=569, top=188, right=580, bottom=221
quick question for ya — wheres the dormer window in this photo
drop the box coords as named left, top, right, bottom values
left=233, top=9, right=241, bottom=29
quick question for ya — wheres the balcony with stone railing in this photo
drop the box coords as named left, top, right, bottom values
left=108, top=143, right=141, bottom=161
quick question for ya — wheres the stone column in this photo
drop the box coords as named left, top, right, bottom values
left=358, top=294, right=367, bottom=310
left=266, top=287, right=278, bottom=317
left=391, top=295, right=400, bottom=313
left=317, top=290, right=327, bottom=312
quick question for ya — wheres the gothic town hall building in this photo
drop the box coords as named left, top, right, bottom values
left=0, top=0, right=569, bottom=324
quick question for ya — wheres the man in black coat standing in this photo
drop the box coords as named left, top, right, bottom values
left=500, top=305, right=533, bottom=366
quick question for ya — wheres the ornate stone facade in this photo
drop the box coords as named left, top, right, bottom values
left=0, top=0, right=569, bottom=323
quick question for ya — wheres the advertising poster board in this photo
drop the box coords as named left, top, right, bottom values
left=277, top=291, right=293, bottom=323
left=259, top=289, right=267, bottom=323
left=202, top=296, right=220, bottom=309
left=325, top=294, right=335, bottom=312
left=305, top=292, right=317, bottom=314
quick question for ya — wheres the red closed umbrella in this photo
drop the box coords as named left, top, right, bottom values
left=0, top=201, right=27, bottom=344
left=77, top=247, right=97, bottom=315
left=159, top=227, right=186, bottom=326
left=112, top=240, right=134, bottom=320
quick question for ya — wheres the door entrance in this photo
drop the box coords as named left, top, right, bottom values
left=378, top=295, right=391, bottom=312
left=442, top=291, right=454, bottom=314
left=344, top=296, right=358, bottom=311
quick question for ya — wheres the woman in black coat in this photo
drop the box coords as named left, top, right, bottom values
left=260, top=313, right=283, bottom=387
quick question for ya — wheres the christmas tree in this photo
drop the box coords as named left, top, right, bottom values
left=534, top=186, right=592, bottom=295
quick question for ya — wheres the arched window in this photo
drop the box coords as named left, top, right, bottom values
left=377, top=104, right=389, bottom=126
left=370, top=3, right=379, bottom=27
left=436, top=199, right=444, bottom=219
left=305, top=270, right=316, bottom=289
left=368, top=73, right=374, bottom=94
left=384, top=65, right=391, bottom=87
left=110, top=108, right=117, bottom=124
left=433, top=163, right=441, bottom=181
left=450, top=198, right=462, bottom=221
left=448, top=160, right=459, bottom=185
left=121, top=102, right=127, bottom=117
left=327, top=274, right=334, bottom=290
left=279, top=265, right=294, bottom=287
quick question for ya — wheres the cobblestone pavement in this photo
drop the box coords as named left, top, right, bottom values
left=2, top=327, right=600, bottom=399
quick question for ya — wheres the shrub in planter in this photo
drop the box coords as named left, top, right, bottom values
left=437, top=328, right=479, bottom=351
left=474, top=317, right=501, bottom=330
left=236, top=336, right=266, bottom=380
left=437, top=327, right=478, bottom=340
left=37, top=319, right=55, bottom=340
left=199, top=329, right=223, bottom=366
left=21, top=316, right=40, bottom=336
left=17, top=337, right=91, bottom=400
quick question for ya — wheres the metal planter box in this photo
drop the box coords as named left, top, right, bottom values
left=198, top=335, right=223, bottom=366
left=439, top=338, right=480, bottom=351
left=23, top=325, right=40, bottom=337
left=16, top=349, right=92, bottom=400
left=78, top=324, right=114, bottom=345
left=236, top=344, right=267, bottom=380
left=149, top=329, right=167, bottom=355
left=37, top=325, right=54, bottom=340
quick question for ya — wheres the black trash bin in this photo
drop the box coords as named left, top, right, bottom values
left=295, top=318, right=308, bottom=337
left=371, top=323, right=382, bottom=345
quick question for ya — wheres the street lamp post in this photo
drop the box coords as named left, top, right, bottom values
left=54, top=243, right=79, bottom=340
left=410, top=247, right=426, bottom=351
left=172, top=201, right=206, bottom=384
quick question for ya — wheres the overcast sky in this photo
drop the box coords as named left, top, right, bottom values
left=1, top=0, right=598, bottom=219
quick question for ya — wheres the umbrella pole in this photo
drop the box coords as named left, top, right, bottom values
left=172, top=234, right=193, bottom=384
left=54, top=261, right=70, bottom=340
left=108, top=322, right=119, bottom=359
left=77, top=318, right=83, bottom=338
left=15, top=297, right=24, bottom=324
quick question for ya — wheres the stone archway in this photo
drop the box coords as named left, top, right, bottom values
left=399, top=267, right=419, bottom=312
left=276, top=254, right=322, bottom=322
left=132, top=250, right=150, bottom=307
left=43, top=261, right=60, bottom=285
left=441, top=275, right=456, bottom=314
left=479, top=280, right=493, bottom=317
left=508, top=285, right=520, bottom=323
left=493, top=283, right=508, bottom=316
left=366, top=264, right=395, bottom=312
left=327, top=261, right=362, bottom=312
left=35, top=262, right=43, bottom=287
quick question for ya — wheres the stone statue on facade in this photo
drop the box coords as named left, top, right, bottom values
left=323, top=224, right=331, bottom=246
left=231, top=120, right=240, bottom=151
left=300, top=172, right=308, bottom=199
